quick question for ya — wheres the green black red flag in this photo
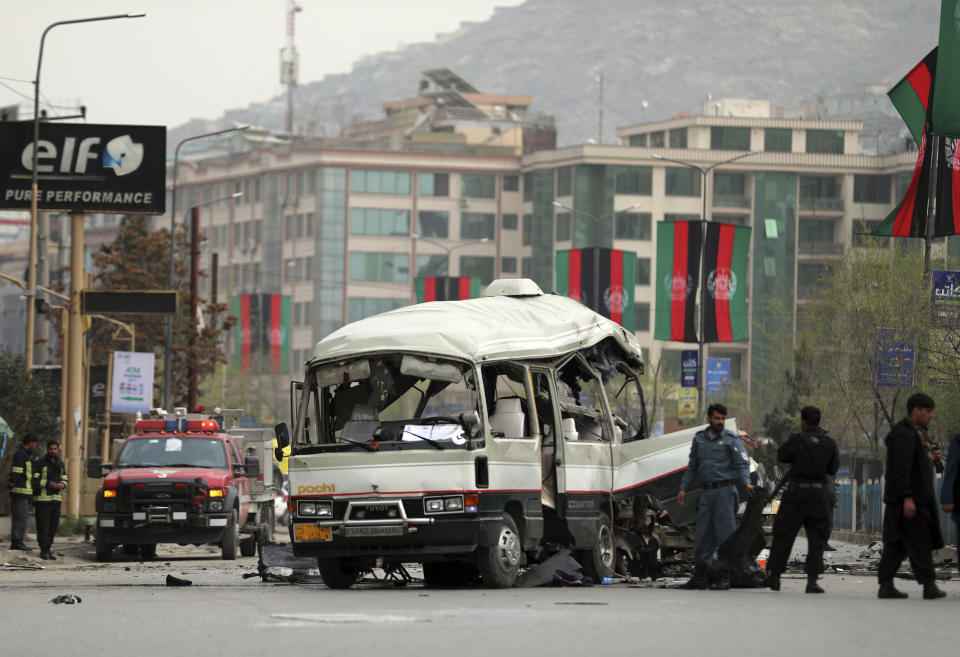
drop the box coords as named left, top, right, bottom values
left=702, top=222, right=751, bottom=342
left=230, top=294, right=290, bottom=374
left=415, top=276, right=482, bottom=303
left=555, top=247, right=636, bottom=331
left=654, top=221, right=701, bottom=342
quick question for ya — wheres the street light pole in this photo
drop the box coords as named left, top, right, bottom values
left=26, top=12, right=145, bottom=373
left=551, top=201, right=643, bottom=247
left=653, top=150, right=759, bottom=415
left=164, top=126, right=249, bottom=411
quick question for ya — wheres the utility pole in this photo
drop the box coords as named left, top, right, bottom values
left=188, top=207, right=200, bottom=410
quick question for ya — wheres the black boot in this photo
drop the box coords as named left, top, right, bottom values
left=709, top=570, right=730, bottom=590
left=923, top=582, right=946, bottom=599
left=878, top=582, right=908, bottom=599
left=681, top=564, right=707, bottom=589
left=805, top=576, right=825, bottom=594
left=767, top=572, right=781, bottom=591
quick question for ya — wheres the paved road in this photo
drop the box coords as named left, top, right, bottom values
left=1, top=538, right=957, bottom=657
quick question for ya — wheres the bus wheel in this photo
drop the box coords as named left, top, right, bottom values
left=476, top=514, right=521, bottom=588
left=577, top=512, right=615, bottom=582
left=317, top=557, right=361, bottom=589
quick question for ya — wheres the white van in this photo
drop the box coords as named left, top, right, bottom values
left=275, top=279, right=707, bottom=588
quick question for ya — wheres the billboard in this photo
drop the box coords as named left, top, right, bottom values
left=0, top=122, right=165, bottom=214
left=932, top=269, right=960, bottom=327
left=705, top=358, right=731, bottom=398
left=110, top=351, right=155, bottom=414
left=681, top=349, right=698, bottom=387
left=875, top=328, right=914, bottom=388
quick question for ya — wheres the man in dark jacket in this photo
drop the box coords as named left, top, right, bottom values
left=7, top=434, right=38, bottom=551
left=32, top=439, right=67, bottom=560
left=877, top=392, right=945, bottom=600
left=766, top=406, right=839, bottom=593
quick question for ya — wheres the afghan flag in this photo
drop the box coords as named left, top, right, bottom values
left=933, top=1, right=960, bottom=138
left=555, top=247, right=636, bottom=331
left=654, top=221, right=701, bottom=343
left=702, top=222, right=750, bottom=342
left=231, top=294, right=290, bottom=374
left=889, top=48, right=936, bottom=146
left=415, top=276, right=482, bottom=303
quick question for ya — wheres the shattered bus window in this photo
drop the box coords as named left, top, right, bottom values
left=481, top=362, right=532, bottom=439
left=556, top=356, right=608, bottom=442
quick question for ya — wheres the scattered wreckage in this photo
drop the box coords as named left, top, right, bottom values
left=274, top=278, right=757, bottom=588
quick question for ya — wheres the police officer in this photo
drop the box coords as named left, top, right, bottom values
left=766, top=406, right=839, bottom=593
left=7, top=434, right=38, bottom=551
left=32, top=439, right=67, bottom=560
left=678, top=403, right=753, bottom=590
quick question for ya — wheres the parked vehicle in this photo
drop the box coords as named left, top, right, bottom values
left=87, top=408, right=281, bottom=561
left=275, top=279, right=730, bottom=588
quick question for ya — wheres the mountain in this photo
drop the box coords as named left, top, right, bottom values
left=171, top=0, right=941, bottom=148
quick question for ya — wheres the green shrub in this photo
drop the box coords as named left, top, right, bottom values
left=56, top=515, right=91, bottom=536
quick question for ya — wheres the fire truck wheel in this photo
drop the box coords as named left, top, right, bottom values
left=94, top=522, right=113, bottom=562
left=317, top=557, right=361, bottom=589
left=221, top=510, right=239, bottom=560
left=577, top=511, right=615, bottom=582
left=476, top=514, right=521, bottom=588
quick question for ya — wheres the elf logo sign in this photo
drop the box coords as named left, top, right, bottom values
left=0, top=122, right=165, bottom=214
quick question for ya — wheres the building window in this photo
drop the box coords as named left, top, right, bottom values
left=523, top=172, right=533, bottom=201
left=798, top=219, right=837, bottom=254
left=806, top=130, right=844, bottom=154
left=614, top=166, right=653, bottom=195
left=419, top=172, right=450, bottom=197
left=798, top=263, right=827, bottom=298
left=669, top=128, right=688, bottom=148
left=895, top=170, right=912, bottom=199
left=649, top=131, right=665, bottom=147
left=635, top=302, right=650, bottom=332
left=416, top=254, right=448, bottom=277
left=636, top=258, right=651, bottom=286
left=350, top=208, right=410, bottom=236
left=418, top=210, right=449, bottom=238
left=460, top=256, right=495, bottom=284
left=615, top=212, right=652, bottom=240
left=713, top=172, right=749, bottom=208
left=522, top=214, right=532, bottom=246
left=501, top=257, right=517, bottom=274
left=254, top=177, right=261, bottom=202
left=710, top=126, right=750, bottom=150
left=799, top=175, right=842, bottom=211
left=556, top=212, right=571, bottom=241
left=556, top=166, right=573, bottom=196
left=461, top=174, right=496, bottom=199
left=853, top=175, right=892, bottom=204
left=665, top=168, right=702, bottom=197
left=629, top=134, right=648, bottom=147
left=664, top=213, right=700, bottom=222
left=502, top=175, right=519, bottom=192
left=284, top=215, right=293, bottom=240
left=765, top=128, right=792, bottom=153
left=296, top=213, right=305, bottom=238
left=351, top=169, right=411, bottom=195
left=348, top=298, right=407, bottom=323
left=502, top=213, right=518, bottom=230
left=461, top=212, right=495, bottom=240
left=348, top=253, right=410, bottom=282
left=521, top=257, right=531, bottom=277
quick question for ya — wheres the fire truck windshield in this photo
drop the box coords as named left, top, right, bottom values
left=116, top=437, right=229, bottom=470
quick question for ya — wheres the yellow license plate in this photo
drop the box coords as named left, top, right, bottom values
left=294, top=524, right=332, bottom=542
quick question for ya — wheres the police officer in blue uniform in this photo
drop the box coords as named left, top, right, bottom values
left=678, top=403, right=753, bottom=589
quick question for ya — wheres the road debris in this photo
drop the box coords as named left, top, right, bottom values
left=165, top=574, right=192, bottom=586
left=2, top=559, right=43, bottom=570
left=49, top=594, right=81, bottom=604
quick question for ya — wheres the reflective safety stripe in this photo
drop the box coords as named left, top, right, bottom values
left=34, top=462, right=65, bottom=502
left=11, top=460, right=33, bottom=496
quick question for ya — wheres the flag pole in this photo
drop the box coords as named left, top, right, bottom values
left=924, top=133, right=939, bottom=280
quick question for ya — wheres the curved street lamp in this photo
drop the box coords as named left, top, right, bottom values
left=25, top=12, right=145, bottom=373
left=551, top=201, right=643, bottom=248
left=163, top=125, right=249, bottom=411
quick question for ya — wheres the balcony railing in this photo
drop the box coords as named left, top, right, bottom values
left=799, top=197, right=844, bottom=212
left=712, top=194, right=751, bottom=209
left=798, top=240, right=844, bottom=255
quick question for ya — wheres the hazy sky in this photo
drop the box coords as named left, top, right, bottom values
left=0, top=0, right=525, bottom=128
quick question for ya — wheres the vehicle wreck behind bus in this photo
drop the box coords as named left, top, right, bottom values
left=276, top=278, right=711, bottom=588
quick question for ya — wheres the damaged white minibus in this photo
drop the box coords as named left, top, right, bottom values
left=275, top=278, right=712, bottom=588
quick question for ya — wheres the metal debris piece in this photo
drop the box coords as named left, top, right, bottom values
left=49, top=594, right=81, bottom=604
left=2, top=561, right=43, bottom=570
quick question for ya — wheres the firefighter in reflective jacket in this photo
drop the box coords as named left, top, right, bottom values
left=32, top=440, right=67, bottom=560
left=7, top=433, right=38, bottom=551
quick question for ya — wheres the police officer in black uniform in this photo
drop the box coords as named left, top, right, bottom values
left=766, top=406, right=839, bottom=593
